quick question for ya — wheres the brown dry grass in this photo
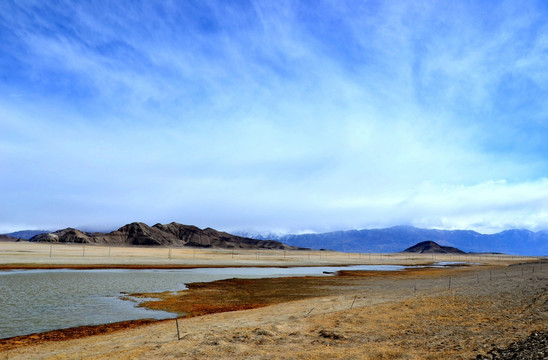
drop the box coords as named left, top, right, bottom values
left=134, top=275, right=352, bottom=317
left=132, top=265, right=504, bottom=318
left=158, top=264, right=546, bottom=360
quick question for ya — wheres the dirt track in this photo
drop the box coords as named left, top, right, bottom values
left=1, top=259, right=546, bottom=359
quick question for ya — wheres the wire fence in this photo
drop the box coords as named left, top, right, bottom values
left=0, top=242, right=543, bottom=266
left=0, top=243, right=541, bottom=265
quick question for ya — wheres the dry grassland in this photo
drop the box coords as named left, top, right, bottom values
left=0, top=241, right=534, bottom=268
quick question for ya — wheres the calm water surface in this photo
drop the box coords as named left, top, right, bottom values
left=0, top=265, right=404, bottom=339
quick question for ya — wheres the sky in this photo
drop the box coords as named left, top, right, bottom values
left=1, top=0, right=548, bottom=235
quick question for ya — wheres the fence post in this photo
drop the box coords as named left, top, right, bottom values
left=350, top=296, right=357, bottom=310
left=175, top=318, right=181, bottom=340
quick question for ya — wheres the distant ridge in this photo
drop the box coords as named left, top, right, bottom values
left=29, top=222, right=300, bottom=250
left=402, top=241, right=465, bottom=254
left=240, top=225, right=548, bottom=255
left=3, top=230, right=48, bottom=240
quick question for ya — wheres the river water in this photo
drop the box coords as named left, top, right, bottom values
left=0, top=265, right=404, bottom=339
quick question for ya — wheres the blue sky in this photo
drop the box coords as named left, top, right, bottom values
left=1, top=0, right=547, bottom=234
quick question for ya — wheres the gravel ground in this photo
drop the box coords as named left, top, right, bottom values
left=475, top=331, right=547, bottom=360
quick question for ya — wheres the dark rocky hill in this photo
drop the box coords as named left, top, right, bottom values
left=29, top=222, right=299, bottom=250
left=402, top=241, right=465, bottom=254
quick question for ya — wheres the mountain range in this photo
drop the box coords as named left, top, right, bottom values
left=3, top=224, right=547, bottom=255
left=2, top=230, right=48, bottom=240
left=237, top=226, right=548, bottom=255
left=15, top=222, right=299, bottom=250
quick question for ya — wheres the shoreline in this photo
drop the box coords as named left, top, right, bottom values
left=0, top=265, right=436, bottom=348
left=0, top=266, right=468, bottom=350
left=1, top=242, right=545, bottom=358
left=0, top=264, right=533, bottom=352
left=1, top=262, right=546, bottom=358
left=0, top=262, right=416, bottom=270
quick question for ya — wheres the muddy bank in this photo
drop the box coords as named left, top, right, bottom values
left=131, top=266, right=477, bottom=317
left=0, top=320, right=158, bottom=351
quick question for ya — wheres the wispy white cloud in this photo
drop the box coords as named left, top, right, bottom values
left=1, top=0, right=547, bottom=234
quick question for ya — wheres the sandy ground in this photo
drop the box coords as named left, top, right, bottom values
left=0, top=242, right=546, bottom=359
left=0, top=241, right=535, bottom=268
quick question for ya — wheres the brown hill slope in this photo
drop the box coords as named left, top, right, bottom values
left=29, top=222, right=299, bottom=250
left=0, top=234, right=19, bottom=242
